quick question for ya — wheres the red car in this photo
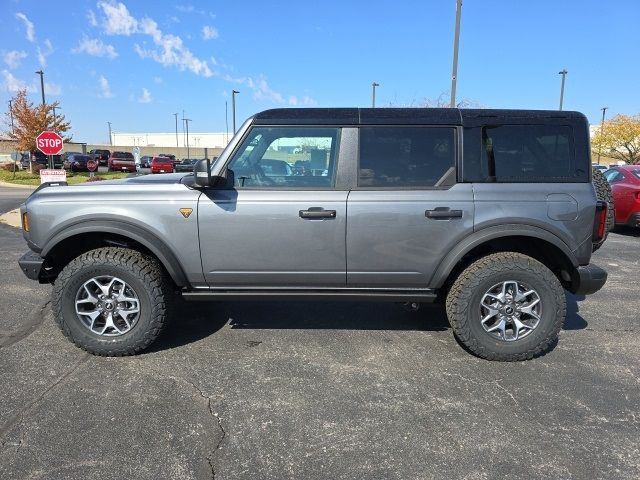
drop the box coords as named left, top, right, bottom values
left=605, top=165, right=640, bottom=227
left=108, top=151, right=136, bottom=172
left=150, top=156, right=175, bottom=174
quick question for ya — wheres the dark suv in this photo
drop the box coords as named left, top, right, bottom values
left=88, top=149, right=111, bottom=166
left=18, top=108, right=608, bottom=360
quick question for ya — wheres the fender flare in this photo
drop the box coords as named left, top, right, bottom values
left=429, top=224, right=578, bottom=288
left=41, top=219, right=188, bottom=287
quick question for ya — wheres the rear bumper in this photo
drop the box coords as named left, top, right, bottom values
left=18, top=250, right=44, bottom=281
left=570, top=263, right=607, bottom=295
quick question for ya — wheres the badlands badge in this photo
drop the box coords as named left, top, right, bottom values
left=179, top=208, right=193, bottom=218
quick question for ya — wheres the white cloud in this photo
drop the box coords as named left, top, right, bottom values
left=99, top=75, right=113, bottom=98
left=135, top=17, right=214, bottom=77
left=98, top=1, right=138, bottom=35
left=3, top=50, right=28, bottom=69
left=138, top=87, right=152, bottom=103
left=73, top=36, right=118, bottom=59
left=1, top=70, right=34, bottom=92
left=45, top=82, right=62, bottom=96
left=15, top=13, right=35, bottom=42
left=202, top=25, right=218, bottom=40
left=36, top=40, right=53, bottom=67
left=153, top=76, right=163, bottom=84
left=87, top=10, right=98, bottom=27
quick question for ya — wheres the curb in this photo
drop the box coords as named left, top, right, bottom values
left=0, top=180, right=36, bottom=190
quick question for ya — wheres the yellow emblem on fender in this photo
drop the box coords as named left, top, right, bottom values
left=179, top=208, right=193, bottom=218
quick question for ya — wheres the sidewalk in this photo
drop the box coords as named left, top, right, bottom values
left=0, top=209, right=21, bottom=228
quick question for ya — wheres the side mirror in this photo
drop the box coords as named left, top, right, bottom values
left=193, top=158, right=211, bottom=187
left=193, top=159, right=228, bottom=188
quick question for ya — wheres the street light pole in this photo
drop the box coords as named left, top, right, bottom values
left=225, top=100, right=229, bottom=145
left=184, top=118, right=192, bottom=159
left=371, top=82, right=379, bottom=108
left=597, top=106, right=608, bottom=164
left=449, top=0, right=463, bottom=108
left=107, top=121, right=112, bottom=146
left=232, top=90, right=239, bottom=133
left=173, top=113, right=179, bottom=148
left=35, top=70, right=45, bottom=106
left=558, top=69, right=568, bottom=111
left=8, top=101, right=14, bottom=134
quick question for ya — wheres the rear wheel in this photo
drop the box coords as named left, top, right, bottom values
left=446, top=252, right=566, bottom=361
left=52, top=247, right=173, bottom=356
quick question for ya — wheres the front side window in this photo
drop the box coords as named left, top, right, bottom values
left=358, top=127, right=455, bottom=188
left=226, top=127, right=340, bottom=188
left=482, top=125, right=583, bottom=182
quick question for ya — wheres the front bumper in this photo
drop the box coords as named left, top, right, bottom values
left=19, top=250, right=44, bottom=281
left=570, top=263, right=607, bottom=295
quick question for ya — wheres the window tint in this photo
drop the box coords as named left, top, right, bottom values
left=604, top=169, right=624, bottom=183
left=227, top=127, right=339, bottom=188
left=358, top=127, right=455, bottom=187
left=482, top=125, right=582, bottom=182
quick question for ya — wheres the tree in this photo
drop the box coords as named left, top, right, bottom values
left=385, top=91, right=485, bottom=109
left=3, top=89, right=71, bottom=153
left=591, top=114, right=640, bottom=165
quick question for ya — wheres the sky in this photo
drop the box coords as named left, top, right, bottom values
left=1, top=0, right=638, bottom=144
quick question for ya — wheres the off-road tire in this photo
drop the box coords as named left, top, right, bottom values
left=52, top=247, right=172, bottom=356
left=592, top=167, right=614, bottom=251
left=446, top=252, right=566, bottom=361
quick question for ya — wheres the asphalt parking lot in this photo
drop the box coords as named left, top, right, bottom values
left=0, top=185, right=638, bottom=480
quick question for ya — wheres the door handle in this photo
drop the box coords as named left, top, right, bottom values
left=299, top=207, right=337, bottom=219
left=425, top=208, right=463, bottom=219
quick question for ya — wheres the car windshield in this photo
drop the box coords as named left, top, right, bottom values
left=114, top=152, right=133, bottom=159
left=155, top=158, right=172, bottom=164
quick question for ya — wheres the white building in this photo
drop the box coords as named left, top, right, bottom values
left=111, top=132, right=231, bottom=148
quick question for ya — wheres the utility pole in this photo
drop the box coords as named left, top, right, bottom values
left=450, top=0, right=463, bottom=108
left=52, top=106, right=61, bottom=127
left=225, top=100, right=229, bottom=145
left=35, top=70, right=52, bottom=168
left=597, top=106, right=608, bottom=164
left=9, top=100, right=16, bottom=178
left=232, top=90, right=239, bottom=133
left=173, top=113, right=179, bottom=148
left=107, top=121, right=112, bottom=146
left=184, top=118, right=192, bottom=159
left=371, top=82, right=379, bottom=108
left=558, top=69, right=568, bottom=111
left=8, top=100, right=14, bottom=134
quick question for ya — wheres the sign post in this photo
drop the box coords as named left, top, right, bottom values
left=36, top=131, right=65, bottom=184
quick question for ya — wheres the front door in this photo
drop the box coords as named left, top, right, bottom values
left=198, top=126, right=347, bottom=287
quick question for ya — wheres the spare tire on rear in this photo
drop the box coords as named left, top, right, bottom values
left=592, top=167, right=614, bottom=252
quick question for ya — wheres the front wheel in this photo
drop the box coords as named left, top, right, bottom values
left=52, top=247, right=173, bottom=356
left=446, top=252, right=566, bottom=361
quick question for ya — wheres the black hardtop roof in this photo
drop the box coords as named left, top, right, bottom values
left=253, top=108, right=587, bottom=126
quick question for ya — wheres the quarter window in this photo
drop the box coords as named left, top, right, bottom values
left=358, top=127, right=456, bottom=187
left=226, top=127, right=339, bottom=188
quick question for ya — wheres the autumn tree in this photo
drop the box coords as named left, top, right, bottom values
left=591, top=114, right=640, bottom=165
left=3, top=89, right=71, bottom=153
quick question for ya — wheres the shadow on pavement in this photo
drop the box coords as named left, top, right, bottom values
left=148, top=300, right=450, bottom=352
left=612, top=226, right=640, bottom=237
left=564, top=293, right=588, bottom=330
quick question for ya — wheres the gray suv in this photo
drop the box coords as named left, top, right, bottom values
left=18, top=108, right=608, bottom=361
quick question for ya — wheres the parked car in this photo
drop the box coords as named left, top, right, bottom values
left=31, top=151, right=63, bottom=169
left=604, top=165, right=640, bottom=227
left=174, top=158, right=198, bottom=172
left=108, top=151, right=136, bottom=172
left=150, top=156, right=175, bottom=174
left=63, top=154, right=91, bottom=172
left=139, top=155, right=153, bottom=168
left=592, top=164, right=608, bottom=173
left=88, top=149, right=111, bottom=166
left=18, top=108, right=610, bottom=359
left=158, top=153, right=178, bottom=166
left=63, top=152, right=83, bottom=162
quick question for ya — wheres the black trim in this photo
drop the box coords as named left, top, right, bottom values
left=569, top=264, right=607, bottom=295
left=18, top=250, right=44, bottom=281
left=182, top=289, right=437, bottom=302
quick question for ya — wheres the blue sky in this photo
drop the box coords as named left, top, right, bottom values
left=1, top=0, right=638, bottom=143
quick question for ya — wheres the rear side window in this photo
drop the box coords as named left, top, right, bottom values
left=358, top=127, right=455, bottom=187
left=481, top=125, right=584, bottom=182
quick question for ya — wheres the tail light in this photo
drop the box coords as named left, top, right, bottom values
left=593, top=201, right=607, bottom=242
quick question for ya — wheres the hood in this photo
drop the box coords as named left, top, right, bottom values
left=78, top=172, right=191, bottom=187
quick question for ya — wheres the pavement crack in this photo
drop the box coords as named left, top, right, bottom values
left=0, top=353, right=90, bottom=450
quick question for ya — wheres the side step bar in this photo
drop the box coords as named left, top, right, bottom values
left=182, top=289, right=438, bottom=303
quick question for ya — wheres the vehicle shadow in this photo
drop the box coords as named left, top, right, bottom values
left=564, top=292, right=588, bottom=330
left=148, top=300, right=450, bottom=352
left=612, top=226, right=640, bottom=237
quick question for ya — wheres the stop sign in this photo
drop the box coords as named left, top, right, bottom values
left=36, top=131, right=64, bottom=155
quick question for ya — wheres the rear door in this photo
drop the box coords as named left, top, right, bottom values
left=346, top=126, right=474, bottom=287
left=198, top=126, right=348, bottom=287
